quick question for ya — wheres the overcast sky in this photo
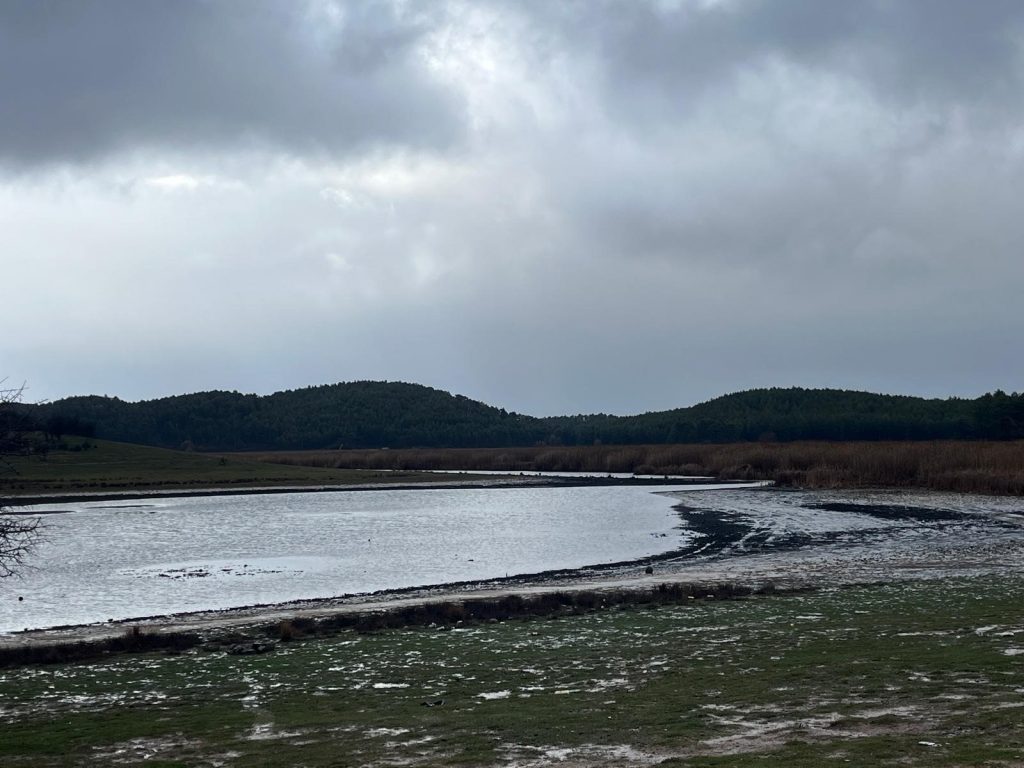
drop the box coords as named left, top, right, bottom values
left=4, top=0, right=1024, bottom=416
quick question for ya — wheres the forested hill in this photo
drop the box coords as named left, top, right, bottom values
left=25, top=382, right=1024, bottom=451
left=541, top=389, right=989, bottom=445
left=30, top=382, right=536, bottom=451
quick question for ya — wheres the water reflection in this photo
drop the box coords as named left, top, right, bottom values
left=3, top=483, right=725, bottom=631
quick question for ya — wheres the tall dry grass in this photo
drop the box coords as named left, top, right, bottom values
left=231, top=441, right=1024, bottom=496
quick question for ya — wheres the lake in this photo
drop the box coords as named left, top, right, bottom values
left=2, top=483, right=733, bottom=632
left=3, top=482, right=1021, bottom=633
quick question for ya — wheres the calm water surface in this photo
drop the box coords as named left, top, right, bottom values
left=2, top=483, right=728, bottom=632
left=4, top=484, right=1020, bottom=632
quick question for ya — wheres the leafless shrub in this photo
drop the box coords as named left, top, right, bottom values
left=0, top=515, right=42, bottom=579
left=0, top=381, right=43, bottom=576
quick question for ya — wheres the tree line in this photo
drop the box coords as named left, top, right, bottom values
left=18, top=382, right=1024, bottom=451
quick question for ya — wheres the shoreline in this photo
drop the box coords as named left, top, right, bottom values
left=5, top=543, right=1015, bottom=652
left=2, top=475, right=746, bottom=507
left=1, top=481, right=771, bottom=648
left=6, top=504, right=1021, bottom=652
left=0, top=511, right=743, bottom=647
left=4, top=482, right=1021, bottom=655
left=0, top=554, right=800, bottom=652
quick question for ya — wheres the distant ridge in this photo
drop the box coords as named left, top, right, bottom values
left=24, top=382, right=1024, bottom=450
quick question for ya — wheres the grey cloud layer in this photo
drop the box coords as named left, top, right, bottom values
left=7, top=1, right=1023, bottom=165
left=3, top=1, right=1024, bottom=413
left=0, top=1, right=461, bottom=167
left=539, top=0, right=1024, bottom=113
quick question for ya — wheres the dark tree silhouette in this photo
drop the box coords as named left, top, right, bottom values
left=0, top=383, right=42, bottom=578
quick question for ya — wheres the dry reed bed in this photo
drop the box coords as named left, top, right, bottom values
left=234, top=441, right=1024, bottom=496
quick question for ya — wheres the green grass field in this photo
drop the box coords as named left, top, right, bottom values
left=3, top=575, right=1024, bottom=766
left=0, top=437, right=439, bottom=497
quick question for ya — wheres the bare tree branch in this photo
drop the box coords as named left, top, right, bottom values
left=0, top=515, right=42, bottom=579
left=0, top=382, right=43, bottom=577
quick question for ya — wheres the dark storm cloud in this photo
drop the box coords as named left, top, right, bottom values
left=0, top=0, right=462, bottom=168
left=4, top=1, right=1021, bottom=167
left=529, top=0, right=1024, bottom=114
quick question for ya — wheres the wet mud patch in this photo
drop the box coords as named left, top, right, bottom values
left=123, top=562, right=301, bottom=581
left=93, top=505, right=157, bottom=510
left=807, top=502, right=971, bottom=522
left=672, top=505, right=751, bottom=555
left=158, top=568, right=213, bottom=580
left=655, top=488, right=1024, bottom=587
left=672, top=504, right=871, bottom=560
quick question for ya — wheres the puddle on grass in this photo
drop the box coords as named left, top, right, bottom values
left=584, top=677, right=632, bottom=693
left=851, top=705, right=924, bottom=719
left=366, top=728, right=410, bottom=738
left=477, top=690, right=512, bottom=700
left=247, top=723, right=307, bottom=742
left=504, top=743, right=662, bottom=767
left=91, top=736, right=204, bottom=764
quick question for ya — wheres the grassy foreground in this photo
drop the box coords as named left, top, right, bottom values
left=240, top=440, right=1024, bottom=496
left=0, top=437, right=439, bottom=498
left=3, top=576, right=1024, bottom=766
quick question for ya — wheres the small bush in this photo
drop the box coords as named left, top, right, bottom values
left=0, top=628, right=200, bottom=668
